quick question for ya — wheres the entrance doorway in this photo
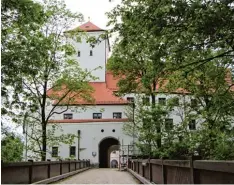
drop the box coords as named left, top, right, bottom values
left=99, top=137, right=119, bottom=168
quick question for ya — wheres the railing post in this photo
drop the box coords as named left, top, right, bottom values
left=47, top=159, right=51, bottom=178
left=137, top=160, right=140, bottom=174
left=190, top=156, right=202, bottom=184
left=28, top=160, right=33, bottom=184
left=68, top=159, right=71, bottom=172
left=149, top=158, right=152, bottom=182
left=161, top=158, right=167, bottom=184
left=59, top=159, right=63, bottom=175
left=75, top=159, right=77, bottom=170
left=83, top=159, right=85, bottom=168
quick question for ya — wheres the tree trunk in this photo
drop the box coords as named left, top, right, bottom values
left=41, top=77, right=48, bottom=161
left=41, top=123, right=47, bottom=161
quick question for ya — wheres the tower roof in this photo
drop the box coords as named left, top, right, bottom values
left=77, top=21, right=105, bottom=32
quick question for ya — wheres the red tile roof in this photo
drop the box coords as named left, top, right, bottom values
left=77, top=82, right=127, bottom=105
left=106, top=71, right=120, bottom=91
left=48, top=118, right=129, bottom=123
left=78, top=21, right=105, bottom=32
left=47, top=81, right=128, bottom=105
left=48, top=70, right=233, bottom=106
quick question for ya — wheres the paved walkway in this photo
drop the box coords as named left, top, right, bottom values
left=57, top=168, right=140, bottom=184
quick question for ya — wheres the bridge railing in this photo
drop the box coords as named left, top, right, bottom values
left=1, top=159, right=90, bottom=184
left=128, top=157, right=234, bottom=184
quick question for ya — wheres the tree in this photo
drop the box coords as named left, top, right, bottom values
left=107, top=1, right=171, bottom=149
left=1, top=127, right=24, bottom=162
left=166, top=62, right=234, bottom=159
left=2, top=0, right=95, bottom=161
left=1, top=0, right=45, bottom=105
left=107, top=0, right=234, bottom=159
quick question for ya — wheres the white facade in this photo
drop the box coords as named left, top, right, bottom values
left=47, top=121, right=132, bottom=165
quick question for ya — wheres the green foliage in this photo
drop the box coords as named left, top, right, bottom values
left=1, top=131, right=24, bottom=162
left=108, top=0, right=234, bottom=160
left=2, top=0, right=95, bottom=161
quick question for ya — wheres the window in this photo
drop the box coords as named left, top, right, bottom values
left=52, top=147, right=58, bottom=157
left=113, top=112, right=122, bottom=119
left=165, top=119, right=173, bottom=130
left=64, top=113, right=73, bottom=119
left=90, top=50, right=93, bottom=56
left=112, top=129, right=115, bottom=132
left=189, top=120, right=196, bottom=130
left=191, top=99, right=197, bottom=107
left=101, top=129, right=104, bottom=132
left=127, top=97, right=135, bottom=102
left=78, top=51, right=80, bottom=57
left=70, top=146, right=76, bottom=157
left=173, top=97, right=179, bottom=106
left=93, top=113, right=102, bottom=119
left=159, top=98, right=166, bottom=105
left=142, top=97, right=150, bottom=105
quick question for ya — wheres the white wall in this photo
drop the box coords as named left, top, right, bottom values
left=123, top=93, right=203, bottom=129
left=48, top=105, right=127, bottom=120
left=46, top=122, right=132, bottom=165
left=68, top=31, right=108, bottom=82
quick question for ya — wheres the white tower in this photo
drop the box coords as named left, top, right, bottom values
left=69, top=21, right=110, bottom=82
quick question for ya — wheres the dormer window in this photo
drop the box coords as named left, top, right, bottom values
left=90, top=50, right=93, bottom=56
left=78, top=51, right=80, bottom=57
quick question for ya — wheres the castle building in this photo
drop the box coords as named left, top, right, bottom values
left=46, top=21, right=134, bottom=167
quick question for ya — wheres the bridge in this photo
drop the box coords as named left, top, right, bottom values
left=2, top=158, right=234, bottom=184
left=56, top=168, right=139, bottom=184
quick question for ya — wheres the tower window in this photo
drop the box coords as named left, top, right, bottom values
left=189, top=120, right=196, bottom=130
left=93, top=113, right=102, bottom=119
left=113, top=112, right=122, bottom=119
left=90, top=50, right=93, bottom=56
left=64, top=113, right=73, bottom=119
left=78, top=51, right=80, bottom=57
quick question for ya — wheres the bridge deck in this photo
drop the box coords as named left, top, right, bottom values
left=56, top=168, right=140, bottom=184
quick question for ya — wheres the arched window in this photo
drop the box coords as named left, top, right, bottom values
left=90, top=50, right=93, bottom=56
left=78, top=51, right=80, bottom=57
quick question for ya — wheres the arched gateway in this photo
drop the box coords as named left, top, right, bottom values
left=99, top=137, right=119, bottom=168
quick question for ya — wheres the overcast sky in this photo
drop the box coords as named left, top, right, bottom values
left=64, top=0, right=121, bottom=29
left=64, top=0, right=122, bottom=48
